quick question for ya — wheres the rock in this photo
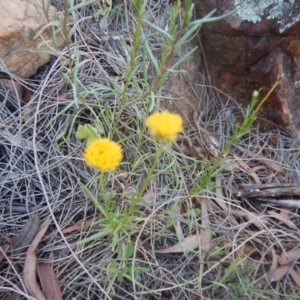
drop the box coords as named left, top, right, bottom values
left=0, top=0, right=65, bottom=78
left=196, top=1, right=300, bottom=136
left=160, top=40, right=203, bottom=126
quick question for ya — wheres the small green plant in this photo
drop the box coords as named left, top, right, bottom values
left=77, top=110, right=183, bottom=250
left=27, top=0, right=288, bottom=298
left=190, top=81, right=279, bottom=195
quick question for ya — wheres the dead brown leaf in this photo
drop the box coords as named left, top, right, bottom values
left=155, top=235, right=199, bottom=253
left=290, top=269, right=300, bottom=288
left=233, top=154, right=261, bottom=184
left=279, top=248, right=300, bottom=265
left=232, top=209, right=269, bottom=230
left=199, top=198, right=212, bottom=252
left=265, top=248, right=278, bottom=281
left=260, top=247, right=277, bottom=288
left=62, top=217, right=96, bottom=234
left=269, top=247, right=278, bottom=274
left=267, top=263, right=293, bottom=282
left=280, top=207, right=291, bottom=219
left=11, top=212, right=40, bottom=256
left=267, top=210, right=296, bottom=229
left=38, top=263, right=62, bottom=300
left=186, top=138, right=207, bottom=160
left=57, top=93, right=73, bottom=101
left=23, top=218, right=51, bottom=300
left=234, top=145, right=286, bottom=175
left=234, top=241, right=262, bottom=266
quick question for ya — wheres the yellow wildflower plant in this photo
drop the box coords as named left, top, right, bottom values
left=145, top=110, right=183, bottom=143
left=83, top=138, right=122, bottom=173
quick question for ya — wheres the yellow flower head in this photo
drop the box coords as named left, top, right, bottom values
left=83, top=138, right=122, bottom=173
left=145, top=110, right=183, bottom=143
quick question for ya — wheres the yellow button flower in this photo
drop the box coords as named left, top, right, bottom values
left=83, top=138, right=122, bottom=173
left=145, top=110, right=183, bottom=142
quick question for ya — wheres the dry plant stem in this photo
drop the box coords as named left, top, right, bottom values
left=32, top=68, right=112, bottom=300
left=127, top=146, right=164, bottom=217
left=131, top=194, right=187, bottom=295
left=40, top=0, right=50, bottom=24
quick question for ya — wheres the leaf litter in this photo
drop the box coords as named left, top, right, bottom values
left=23, top=219, right=51, bottom=300
left=11, top=212, right=40, bottom=256
left=155, top=235, right=200, bottom=254
left=266, top=247, right=300, bottom=287
left=37, top=263, right=62, bottom=300
left=1, top=0, right=300, bottom=299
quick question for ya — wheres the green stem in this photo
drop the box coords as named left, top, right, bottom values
left=127, top=145, right=164, bottom=216
left=100, top=172, right=113, bottom=227
left=63, top=0, right=74, bottom=83
left=124, top=125, right=147, bottom=186
left=110, top=1, right=145, bottom=139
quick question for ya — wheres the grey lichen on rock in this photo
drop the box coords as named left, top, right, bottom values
left=234, top=0, right=296, bottom=32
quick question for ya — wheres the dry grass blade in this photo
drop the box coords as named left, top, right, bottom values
left=199, top=198, right=212, bottom=252
left=11, top=212, right=40, bottom=256
left=234, top=144, right=286, bottom=175
left=0, top=245, right=10, bottom=263
left=231, top=209, right=269, bottom=230
left=142, top=182, right=155, bottom=203
left=0, top=231, right=12, bottom=244
left=0, top=129, right=47, bottom=152
left=23, top=219, right=51, bottom=300
left=234, top=242, right=261, bottom=267
left=173, top=202, right=184, bottom=241
left=278, top=248, right=300, bottom=265
left=290, top=269, right=300, bottom=288
left=186, top=138, right=207, bottom=159
left=267, top=210, right=296, bottom=229
left=215, top=177, right=228, bottom=211
left=61, top=217, right=96, bottom=234
left=37, top=263, right=62, bottom=300
left=233, top=154, right=261, bottom=184
left=155, top=235, right=199, bottom=253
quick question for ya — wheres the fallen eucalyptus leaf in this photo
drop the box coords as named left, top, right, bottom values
left=11, top=212, right=40, bottom=256
left=155, top=235, right=199, bottom=253
left=290, top=269, right=300, bottom=288
left=38, top=263, right=62, bottom=300
left=23, top=219, right=51, bottom=300
left=279, top=248, right=300, bottom=265
left=267, top=263, right=293, bottom=282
